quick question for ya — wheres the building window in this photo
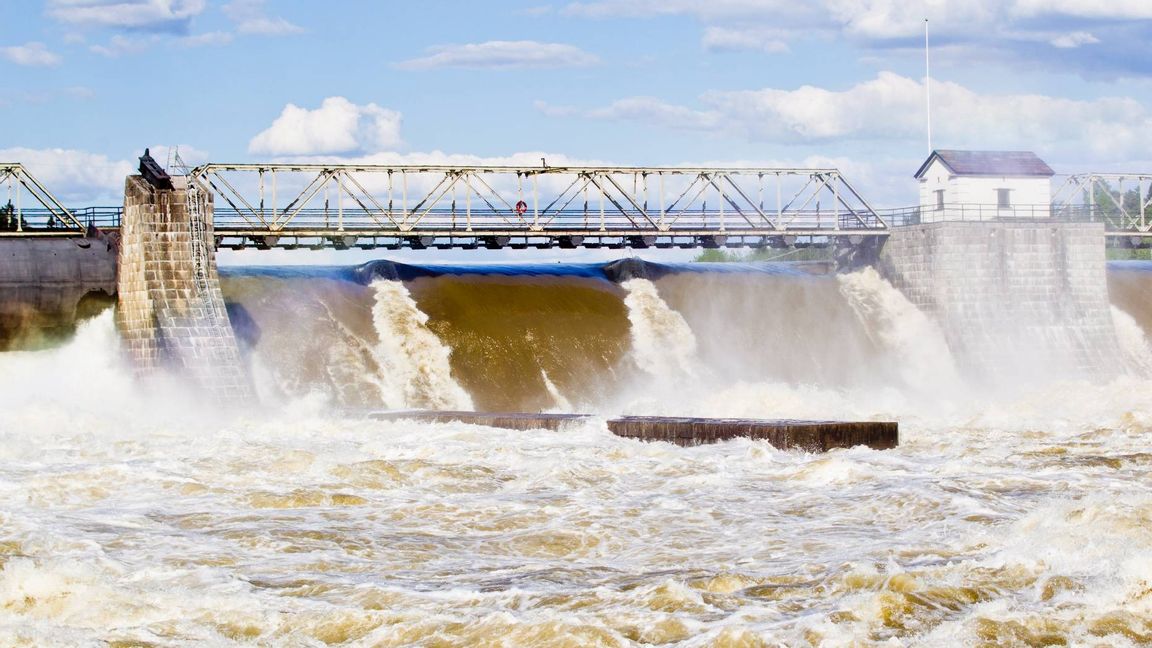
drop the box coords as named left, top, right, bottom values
left=997, top=188, right=1011, bottom=209
left=935, top=189, right=945, bottom=211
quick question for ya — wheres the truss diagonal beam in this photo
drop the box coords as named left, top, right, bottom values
left=0, top=163, right=85, bottom=231
left=187, top=163, right=889, bottom=241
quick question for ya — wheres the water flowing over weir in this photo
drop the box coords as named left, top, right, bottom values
left=8, top=262, right=1152, bottom=644
left=620, top=278, right=700, bottom=382
left=211, top=258, right=1146, bottom=414
left=367, top=279, right=472, bottom=410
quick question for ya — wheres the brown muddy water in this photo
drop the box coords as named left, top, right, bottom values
left=2, top=260, right=1152, bottom=646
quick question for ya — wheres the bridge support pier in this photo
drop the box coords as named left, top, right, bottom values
left=115, top=176, right=253, bottom=404
left=878, top=221, right=1120, bottom=379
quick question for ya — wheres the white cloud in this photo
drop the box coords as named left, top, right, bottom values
left=0, top=147, right=135, bottom=203
left=180, top=30, right=234, bottom=47
left=48, top=0, right=207, bottom=32
left=1, top=42, right=63, bottom=67
left=0, top=146, right=215, bottom=203
left=701, top=27, right=789, bottom=53
left=396, top=40, right=599, bottom=70
left=249, top=97, right=404, bottom=156
left=537, top=97, right=722, bottom=130
left=563, top=0, right=807, bottom=20
left=566, top=0, right=1152, bottom=30
left=1011, top=0, right=1152, bottom=19
left=223, top=0, right=304, bottom=35
left=561, top=0, right=1148, bottom=73
left=543, top=71, right=1152, bottom=160
left=1049, top=31, right=1099, bottom=48
left=142, top=144, right=210, bottom=169
left=89, top=34, right=157, bottom=57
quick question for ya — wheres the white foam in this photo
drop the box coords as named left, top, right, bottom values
left=540, top=368, right=572, bottom=412
left=839, top=267, right=964, bottom=396
left=1112, top=305, right=1152, bottom=377
left=368, top=279, right=472, bottom=410
left=621, top=278, right=700, bottom=380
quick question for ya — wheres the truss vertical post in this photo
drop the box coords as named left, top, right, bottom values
left=599, top=174, right=605, bottom=232
left=833, top=174, right=841, bottom=231
left=717, top=174, right=725, bottom=232
left=658, top=173, right=665, bottom=227
left=465, top=172, right=472, bottom=232
left=776, top=173, right=782, bottom=229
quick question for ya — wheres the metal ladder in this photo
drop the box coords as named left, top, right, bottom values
left=177, top=149, right=224, bottom=320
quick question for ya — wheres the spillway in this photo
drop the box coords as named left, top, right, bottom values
left=3, top=259, right=1152, bottom=645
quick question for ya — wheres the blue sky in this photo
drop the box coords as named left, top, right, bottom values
left=3, top=0, right=1152, bottom=212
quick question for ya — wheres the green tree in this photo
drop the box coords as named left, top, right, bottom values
left=1087, top=180, right=1152, bottom=226
left=0, top=201, right=14, bottom=231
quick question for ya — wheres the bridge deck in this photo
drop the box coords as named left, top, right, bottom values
left=6, top=163, right=1152, bottom=248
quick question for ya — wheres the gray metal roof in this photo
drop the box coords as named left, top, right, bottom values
left=914, top=150, right=1055, bottom=178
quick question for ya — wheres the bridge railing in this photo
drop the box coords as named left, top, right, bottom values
left=874, top=204, right=1108, bottom=226
left=0, top=206, right=121, bottom=234
left=205, top=205, right=886, bottom=234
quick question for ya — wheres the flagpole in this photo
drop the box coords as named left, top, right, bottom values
left=925, top=17, right=933, bottom=155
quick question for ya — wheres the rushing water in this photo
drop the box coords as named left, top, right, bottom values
left=3, top=261, right=1152, bottom=646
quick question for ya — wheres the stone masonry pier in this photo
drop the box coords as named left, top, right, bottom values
left=116, top=175, right=252, bottom=404
left=879, top=221, right=1120, bottom=379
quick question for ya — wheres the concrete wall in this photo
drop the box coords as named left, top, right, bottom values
left=0, top=236, right=117, bottom=349
left=116, top=176, right=253, bottom=404
left=879, top=221, right=1119, bottom=380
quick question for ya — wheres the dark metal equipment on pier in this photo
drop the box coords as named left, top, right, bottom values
left=138, top=149, right=174, bottom=191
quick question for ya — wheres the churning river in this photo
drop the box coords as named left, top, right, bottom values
left=2, top=260, right=1152, bottom=646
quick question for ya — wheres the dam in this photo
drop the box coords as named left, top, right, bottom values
left=3, top=155, right=1152, bottom=645
left=0, top=153, right=1146, bottom=443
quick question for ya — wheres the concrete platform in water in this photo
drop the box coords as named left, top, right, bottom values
left=367, top=411, right=898, bottom=451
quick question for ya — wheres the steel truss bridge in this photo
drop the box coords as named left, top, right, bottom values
left=1053, top=173, right=1152, bottom=236
left=6, top=162, right=1152, bottom=248
left=0, top=164, right=90, bottom=233
left=188, top=164, right=886, bottom=250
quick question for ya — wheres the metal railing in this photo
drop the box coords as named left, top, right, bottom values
left=873, top=203, right=1112, bottom=227
left=0, top=206, right=121, bottom=234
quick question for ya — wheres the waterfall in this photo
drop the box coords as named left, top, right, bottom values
left=839, top=268, right=964, bottom=393
left=1112, top=306, right=1152, bottom=377
left=369, top=279, right=473, bottom=410
left=540, top=369, right=573, bottom=412
left=621, top=278, right=700, bottom=381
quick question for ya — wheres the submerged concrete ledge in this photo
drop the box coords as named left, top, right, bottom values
left=368, top=410, right=898, bottom=451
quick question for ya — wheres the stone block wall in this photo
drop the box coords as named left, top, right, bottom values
left=878, top=221, right=1119, bottom=380
left=116, top=175, right=253, bottom=404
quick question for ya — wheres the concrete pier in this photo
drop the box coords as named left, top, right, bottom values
left=879, top=221, right=1120, bottom=378
left=0, top=237, right=117, bottom=349
left=116, top=176, right=252, bottom=404
left=368, top=410, right=898, bottom=451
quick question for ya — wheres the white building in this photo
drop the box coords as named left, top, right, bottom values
left=914, top=150, right=1055, bottom=223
